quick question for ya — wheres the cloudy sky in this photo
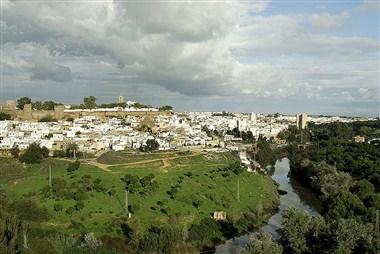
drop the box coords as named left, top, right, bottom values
left=1, top=0, right=379, bottom=116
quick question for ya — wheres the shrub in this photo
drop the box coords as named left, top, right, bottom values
left=10, top=146, right=20, bottom=159
left=67, top=160, right=80, bottom=172
left=128, top=204, right=140, bottom=214
left=39, top=116, right=57, bottom=122
left=74, top=191, right=88, bottom=201
left=66, top=207, right=75, bottom=215
left=188, top=218, right=223, bottom=244
left=12, top=199, right=50, bottom=222
left=54, top=204, right=63, bottom=212
left=53, top=150, right=66, bottom=157
left=75, top=201, right=85, bottom=211
left=184, top=172, right=193, bottom=177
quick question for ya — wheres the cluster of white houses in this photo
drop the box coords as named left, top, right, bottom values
left=0, top=110, right=372, bottom=155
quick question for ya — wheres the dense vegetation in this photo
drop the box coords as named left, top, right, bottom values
left=243, top=120, right=380, bottom=254
left=0, top=112, right=11, bottom=120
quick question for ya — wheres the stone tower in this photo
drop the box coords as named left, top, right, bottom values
left=54, top=105, right=65, bottom=120
left=118, top=96, right=125, bottom=104
left=23, top=104, right=32, bottom=120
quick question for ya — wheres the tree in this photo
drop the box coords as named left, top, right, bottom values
left=42, top=101, right=57, bottom=110
left=159, top=105, right=173, bottom=111
left=12, top=199, right=49, bottom=222
left=188, top=218, right=223, bottom=244
left=279, top=208, right=312, bottom=254
left=83, top=96, right=97, bottom=109
left=121, top=223, right=134, bottom=243
left=17, top=97, right=32, bottom=110
left=66, top=142, right=79, bottom=159
left=242, top=234, right=283, bottom=254
left=10, top=146, right=20, bottom=159
left=0, top=112, right=11, bottom=120
left=138, top=225, right=182, bottom=254
left=0, top=215, right=22, bottom=253
left=19, top=143, right=47, bottom=164
left=140, top=139, right=159, bottom=152
left=41, top=146, right=49, bottom=158
left=329, top=219, right=375, bottom=254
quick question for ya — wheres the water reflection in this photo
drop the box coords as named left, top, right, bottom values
left=215, top=158, right=321, bottom=254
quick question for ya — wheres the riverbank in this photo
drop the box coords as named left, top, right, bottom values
left=215, top=158, right=322, bottom=254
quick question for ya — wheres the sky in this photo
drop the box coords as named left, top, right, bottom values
left=0, top=0, right=379, bottom=116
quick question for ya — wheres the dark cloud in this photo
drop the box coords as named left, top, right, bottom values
left=31, top=63, right=72, bottom=82
left=30, top=51, right=72, bottom=82
left=0, top=0, right=379, bottom=116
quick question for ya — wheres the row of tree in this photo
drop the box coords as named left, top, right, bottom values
left=14, top=96, right=173, bottom=111
left=16, top=97, right=61, bottom=110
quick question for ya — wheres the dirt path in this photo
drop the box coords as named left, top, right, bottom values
left=45, top=222, right=70, bottom=227
left=87, top=151, right=205, bottom=172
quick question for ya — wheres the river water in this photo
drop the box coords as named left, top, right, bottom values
left=214, top=158, right=322, bottom=254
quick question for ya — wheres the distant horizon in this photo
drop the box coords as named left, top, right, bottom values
left=1, top=95, right=378, bottom=118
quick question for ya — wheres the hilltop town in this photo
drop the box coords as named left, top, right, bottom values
left=0, top=96, right=373, bottom=162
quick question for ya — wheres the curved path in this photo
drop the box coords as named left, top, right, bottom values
left=84, top=151, right=205, bottom=172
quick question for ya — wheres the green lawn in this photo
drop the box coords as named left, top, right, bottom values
left=1, top=151, right=278, bottom=236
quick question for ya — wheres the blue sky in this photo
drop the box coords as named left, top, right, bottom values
left=1, top=0, right=379, bottom=116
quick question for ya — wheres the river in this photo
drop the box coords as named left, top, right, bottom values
left=214, top=158, right=322, bottom=254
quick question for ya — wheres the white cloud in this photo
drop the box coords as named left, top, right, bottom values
left=309, top=11, right=349, bottom=30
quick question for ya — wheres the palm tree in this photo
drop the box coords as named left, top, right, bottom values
left=66, top=142, right=79, bottom=159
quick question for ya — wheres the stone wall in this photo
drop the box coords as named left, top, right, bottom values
left=0, top=104, right=172, bottom=121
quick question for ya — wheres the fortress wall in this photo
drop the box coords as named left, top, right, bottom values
left=1, top=106, right=172, bottom=121
left=31, top=111, right=56, bottom=120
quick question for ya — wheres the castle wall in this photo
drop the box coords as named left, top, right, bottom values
left=1, top=105, right=172, bottom=121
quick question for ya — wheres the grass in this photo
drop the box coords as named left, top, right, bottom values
left=97, top=150, right=190, bottom=164
left=1, top=151, right=278, bottom=236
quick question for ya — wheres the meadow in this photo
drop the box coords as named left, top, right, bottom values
left=1, top=151, right=278, bottom=237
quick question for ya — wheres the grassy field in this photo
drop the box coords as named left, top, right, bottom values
left=1, top=151, right=278, bottom=237
left=97, top=150, right=191, bottom=164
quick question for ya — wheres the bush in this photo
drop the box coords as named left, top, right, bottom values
left=188, top=218, right=223, bottom=244
left=74, top=191, right=88, bottom=201
left=39, top=115, right=57, bottom=122
left=66, top=207, right=75, bottom=215
left=53, top=150, right=66, bottom=158
left=121, top=223, right=134, bottom=243
left=138, top=226, right=182, bottom=254
left=12, top=199, right=50, bottom=222
left=67, top=160, right=80, bottom=172
left=10, top=146, right=20, bottom=158
left=242, top=233, right=283, bottom=254
left=184, top=172, right=193, bottom=177
left=75, top=201, right=85, bottom=211
left=128, top=204, right=140, bottom=214
left=54, top=204, right=63, bottom=212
